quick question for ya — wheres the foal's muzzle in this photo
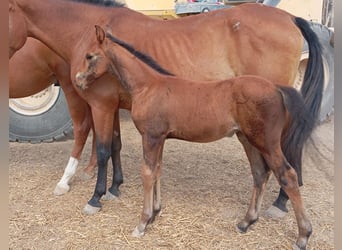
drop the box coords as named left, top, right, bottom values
left=75, top=72, right=89, bottom=90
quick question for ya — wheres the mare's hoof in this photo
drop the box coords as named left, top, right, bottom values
left=132, top=226, right=145, bottom=237
left=83, top=204, right=101, bottom=215
left=78, top=171, right=95, bottom=181
left=53, top=183, right=70, bottom=196
left=101, top=191, right=119, bottom=201
left=264, top=205, right=288, bottom=219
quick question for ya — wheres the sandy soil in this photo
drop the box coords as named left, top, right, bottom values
left=9, top=111, right=334, bottom=249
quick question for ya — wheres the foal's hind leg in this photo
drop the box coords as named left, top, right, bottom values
left=102, top=110, right=124, bottom=200
left=267, top=164, right=304, bottom=218
left=263, top=150, right=312, bottom=250
left=236, top=133, right=271, bottom=232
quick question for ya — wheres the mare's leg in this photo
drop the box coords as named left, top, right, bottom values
left=83, top=107, right=114, bottom=215
left=54, top=83, right=94, bottom=195
left=263, top=149, right=311, bottom=250
left=102, top=110, right=124, bottom=200
left=235, top=133, right=272, bottom=232
left=132, top=135, right=165, bottom=237
left=79, top=127, right=98, bottom=180
left=265, top=188, right=290, bottom=218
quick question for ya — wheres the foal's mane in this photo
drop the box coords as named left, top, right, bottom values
left=106, top=33, right=174, bottom=76
left=71, top=0, right=125, bottom=7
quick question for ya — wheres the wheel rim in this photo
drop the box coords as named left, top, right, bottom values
left=293, top=54, right=329, bottom=92
left=293, top=58, right=307, bottom=90
left=9, top=86, right=60, bottom=116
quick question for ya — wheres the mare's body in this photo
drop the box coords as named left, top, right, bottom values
left=10, top=38, right=97, bottom=194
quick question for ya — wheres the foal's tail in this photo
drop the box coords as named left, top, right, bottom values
left=278, top=86, right=315, bottom=186
left=294, top=17, right=324, bottom=123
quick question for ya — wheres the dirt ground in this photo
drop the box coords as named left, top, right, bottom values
left=9, top=110, right=334, bottom=249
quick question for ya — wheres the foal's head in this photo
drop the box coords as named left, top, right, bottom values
left=75, top=25, right=112, bottom=90
left=9, top=0, right=28, bottom=58
left=75, top=25, right=174, bottom=90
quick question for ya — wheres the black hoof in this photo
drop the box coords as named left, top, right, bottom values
left=88, top=198, right=102, bottom=208
left=273, top=189, right=289, bottom=213
left=273, top=201, right=289, bottom=213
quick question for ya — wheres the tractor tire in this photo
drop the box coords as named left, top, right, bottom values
left=293, top=22, right=334, bottom=122
left=9, top=85, right=74, bottom=143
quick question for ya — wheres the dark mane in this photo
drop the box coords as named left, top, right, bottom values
left=106, top=33, right=174, bottom=76
left=71, top=0, right=126, bottom=7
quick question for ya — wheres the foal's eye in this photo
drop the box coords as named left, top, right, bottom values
left=86, top=53, right=93, bottom=60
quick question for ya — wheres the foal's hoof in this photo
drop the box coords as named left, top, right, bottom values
left=236, top=221, right=249, bottom=233
left=83, top=204, right=101, bottom=215
left=101, top=191, right=119, bottom=201
left=78, top=171, right=95, bottom=181
left=131, top=226, right=145, bottom=237
left=53, top=183, right=70, bottom=196
left=292, top=243, right=306, bottom=250
left=236, top=218, right=258, bottom=233
left=264, top=205, right=288, bottom=219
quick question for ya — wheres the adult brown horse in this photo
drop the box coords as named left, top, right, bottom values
left=9, top=1, right=128, bottom=199
left=74, top=26, right=315, bottom=249
left=10, top=38, right=99, bottom=195
left=8, top=0, right=324, bottom=218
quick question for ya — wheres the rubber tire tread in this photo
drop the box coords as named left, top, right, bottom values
left=9, top=88, right=74, bottom=143
left=302, top=22, right=334, bottom=122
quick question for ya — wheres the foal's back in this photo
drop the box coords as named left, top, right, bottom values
left=135, top=73, right=284, bottom=143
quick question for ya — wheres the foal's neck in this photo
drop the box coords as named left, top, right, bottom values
left=108, top=46, right=170, bottom=96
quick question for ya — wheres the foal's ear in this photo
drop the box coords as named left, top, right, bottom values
left=9, top=0, right=16, bottom=11
left=94, top=25, right=106, bottom=44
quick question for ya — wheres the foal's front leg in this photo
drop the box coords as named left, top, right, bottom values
left=132, top=135, right=165, bottom=237
left=152, top=143, right=164, bottom=219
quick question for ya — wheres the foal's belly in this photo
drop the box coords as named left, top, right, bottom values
left=168, top=117, right=238, bottom=143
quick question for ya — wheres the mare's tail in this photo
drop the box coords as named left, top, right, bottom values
left=294, top=17, right=324, bottom=124
left=280, top=17, right=324, bottom=186
left=278, top=86, right=315, bottom=186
